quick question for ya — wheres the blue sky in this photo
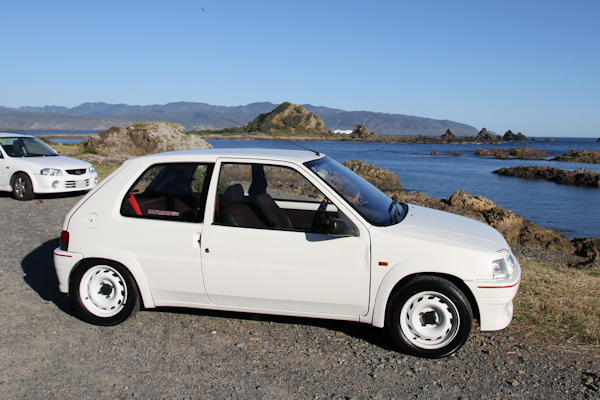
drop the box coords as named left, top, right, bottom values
left=2, top=1, right=599, bottom=137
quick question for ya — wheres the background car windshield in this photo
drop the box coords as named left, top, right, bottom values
left=0, top=137, right=57, bottom=157
left=305, top=157, right=406, bottom=226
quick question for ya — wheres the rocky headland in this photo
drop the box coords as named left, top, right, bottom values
left=493, top=166, right=600, bottom=188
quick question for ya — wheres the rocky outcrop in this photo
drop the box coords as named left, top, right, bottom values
left=493, top=166, right=600, bottom=188
left=442, top=190, right=496, bottom=212
left=343, top=160, right=402, bottom=192
left=475, top=147, right=550, bottom=159
left=350, top=124, right=377, bottom=139
left=551, top=150, right=600, bottom=164
left=476, top=128, right=501, bottom=142
left=502, top=130, right=528, bottom=141
left=440, top=129, right=457, bottom=141
left=85, top=121, right=212, bottom=164
left=573, top=238, right=600, bottom=260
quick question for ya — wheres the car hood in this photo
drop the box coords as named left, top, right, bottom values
left=14, top=155, right=92, bottom=171
left=389, top=204, right=508, bottom=253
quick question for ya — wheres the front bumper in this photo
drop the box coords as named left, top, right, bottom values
left=53, top=248, right=83, bottom=293
left=465, top=262, right=521, bottom=331
left=32, top=173, right=98, bottom=194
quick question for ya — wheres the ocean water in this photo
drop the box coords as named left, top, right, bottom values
left=209, top=138, right=600, bottom=239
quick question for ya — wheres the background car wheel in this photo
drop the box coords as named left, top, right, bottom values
left=12, top=173, right=35, bottom=201
left=386, top=276, right=472, bottom=358
left=70, top=260, right=140, bottom=326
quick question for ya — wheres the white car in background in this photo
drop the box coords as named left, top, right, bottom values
left=53, top=148, right=520, bottom=358
left=0, top=132, right=98, bottom=200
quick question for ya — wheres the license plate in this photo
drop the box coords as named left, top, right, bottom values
left=75, top=180, right=87, bottom=188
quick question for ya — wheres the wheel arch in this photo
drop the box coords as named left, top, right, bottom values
left=10, top=170, right=36, bottom=190
left=371, top=270, right=480, bottom=329
left=68, top=257, right=155, bottom=310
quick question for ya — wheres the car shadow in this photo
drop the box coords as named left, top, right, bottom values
left=22, top=239, right=397, bottom=352
left=0, top=190, right=87, bottom=201
left=21, top=238, right=77, bottom=318
left=154, top=306, right=398, bottom=352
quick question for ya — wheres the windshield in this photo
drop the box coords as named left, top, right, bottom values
left=305, top=156, right=407, bottom=226
left=0, top=136, right=57, bottom=157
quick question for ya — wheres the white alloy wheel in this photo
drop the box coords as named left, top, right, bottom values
left=399, top=291, right=459, bottom=350
left=79, top=265, right=128, bottom=318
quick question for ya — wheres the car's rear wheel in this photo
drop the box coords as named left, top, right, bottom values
left=386, top=276, right=472, bottom=358
left=70, top=260, right=140, bottom=326
left=12, top=173, right=34, bottom=201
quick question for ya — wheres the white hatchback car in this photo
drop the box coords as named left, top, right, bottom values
left=54, top=148, right=520, bottom=358
left=0, top=132, right=98, bottom=200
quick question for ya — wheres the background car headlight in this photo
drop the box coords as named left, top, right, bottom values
left=41, top=168, right=63, bottom=176
left=492, top=251, right=516, bottom=280
left=89, top=166, right=96, bottom=173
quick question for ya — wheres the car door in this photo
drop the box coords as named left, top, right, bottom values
left=117, top=162, right=214, bottom=306
left=200, top=160, right=371, bottom=316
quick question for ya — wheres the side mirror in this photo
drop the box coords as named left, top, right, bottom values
left=327, top=218, right=358, bottom=237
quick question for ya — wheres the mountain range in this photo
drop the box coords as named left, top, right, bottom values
left=0, top=101, right=479, bottom=136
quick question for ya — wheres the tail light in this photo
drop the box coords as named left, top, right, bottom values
left=60, top=231, right=69, bottom=251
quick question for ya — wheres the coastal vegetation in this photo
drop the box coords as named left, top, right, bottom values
left=515, top=259, right=600, bottom=346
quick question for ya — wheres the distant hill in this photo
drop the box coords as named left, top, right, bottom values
left=0, top=101, right=479, bottom=136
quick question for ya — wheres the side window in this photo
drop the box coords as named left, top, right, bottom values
left=215, top=163, right=337, bottom=232
left=121, top=163, right=212, bottom=223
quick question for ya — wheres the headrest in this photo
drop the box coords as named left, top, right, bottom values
left=249, top=176, right=267, bottom=197
left=221, top=184, right=244, bottom=208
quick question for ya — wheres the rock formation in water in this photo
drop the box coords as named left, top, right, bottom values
left=551, top=150, right=600, bottom=164
left=493, top=166, right=600, bottom=188
left=475, top=147, right=550, bottom=159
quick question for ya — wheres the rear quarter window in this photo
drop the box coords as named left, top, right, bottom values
left=120, top=163, right=213, bottom=223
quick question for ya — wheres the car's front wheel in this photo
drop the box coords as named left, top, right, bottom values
left=70, top=260, right=140, bottom=326
left=12, top=173, right=35, bottom=201
left=386, top=276, right=472, bottom=358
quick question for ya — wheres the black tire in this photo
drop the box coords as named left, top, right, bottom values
left=69, top=260, right=140, bottom=326
left=386, top=276, right=472, bottom=358
left=12, top=172, right=35, bottom=201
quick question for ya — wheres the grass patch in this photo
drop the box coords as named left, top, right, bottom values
left=512, top=260, right=600, bottom=347
left=95, top=165, right=118, bottom=181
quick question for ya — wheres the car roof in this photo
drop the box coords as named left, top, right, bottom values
left=0, top=131, right=35, bottom=138
left=129, top=148, right=326, bottom=164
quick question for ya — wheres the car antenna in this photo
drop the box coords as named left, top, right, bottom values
left=281, top=139, right=320, bottom=156
left=219, top=116, right=320, bottom=156
left=219, top=116, right=245, bottom=126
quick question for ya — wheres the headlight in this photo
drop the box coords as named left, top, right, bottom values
left=492, top=250, right=516, bottom=280
left=89, top=165, right=96, bottom=173
left=40, top=168, right=63, bottom=176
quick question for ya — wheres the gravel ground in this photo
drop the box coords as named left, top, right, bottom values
left=1, top=193, right=599, bottom=399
